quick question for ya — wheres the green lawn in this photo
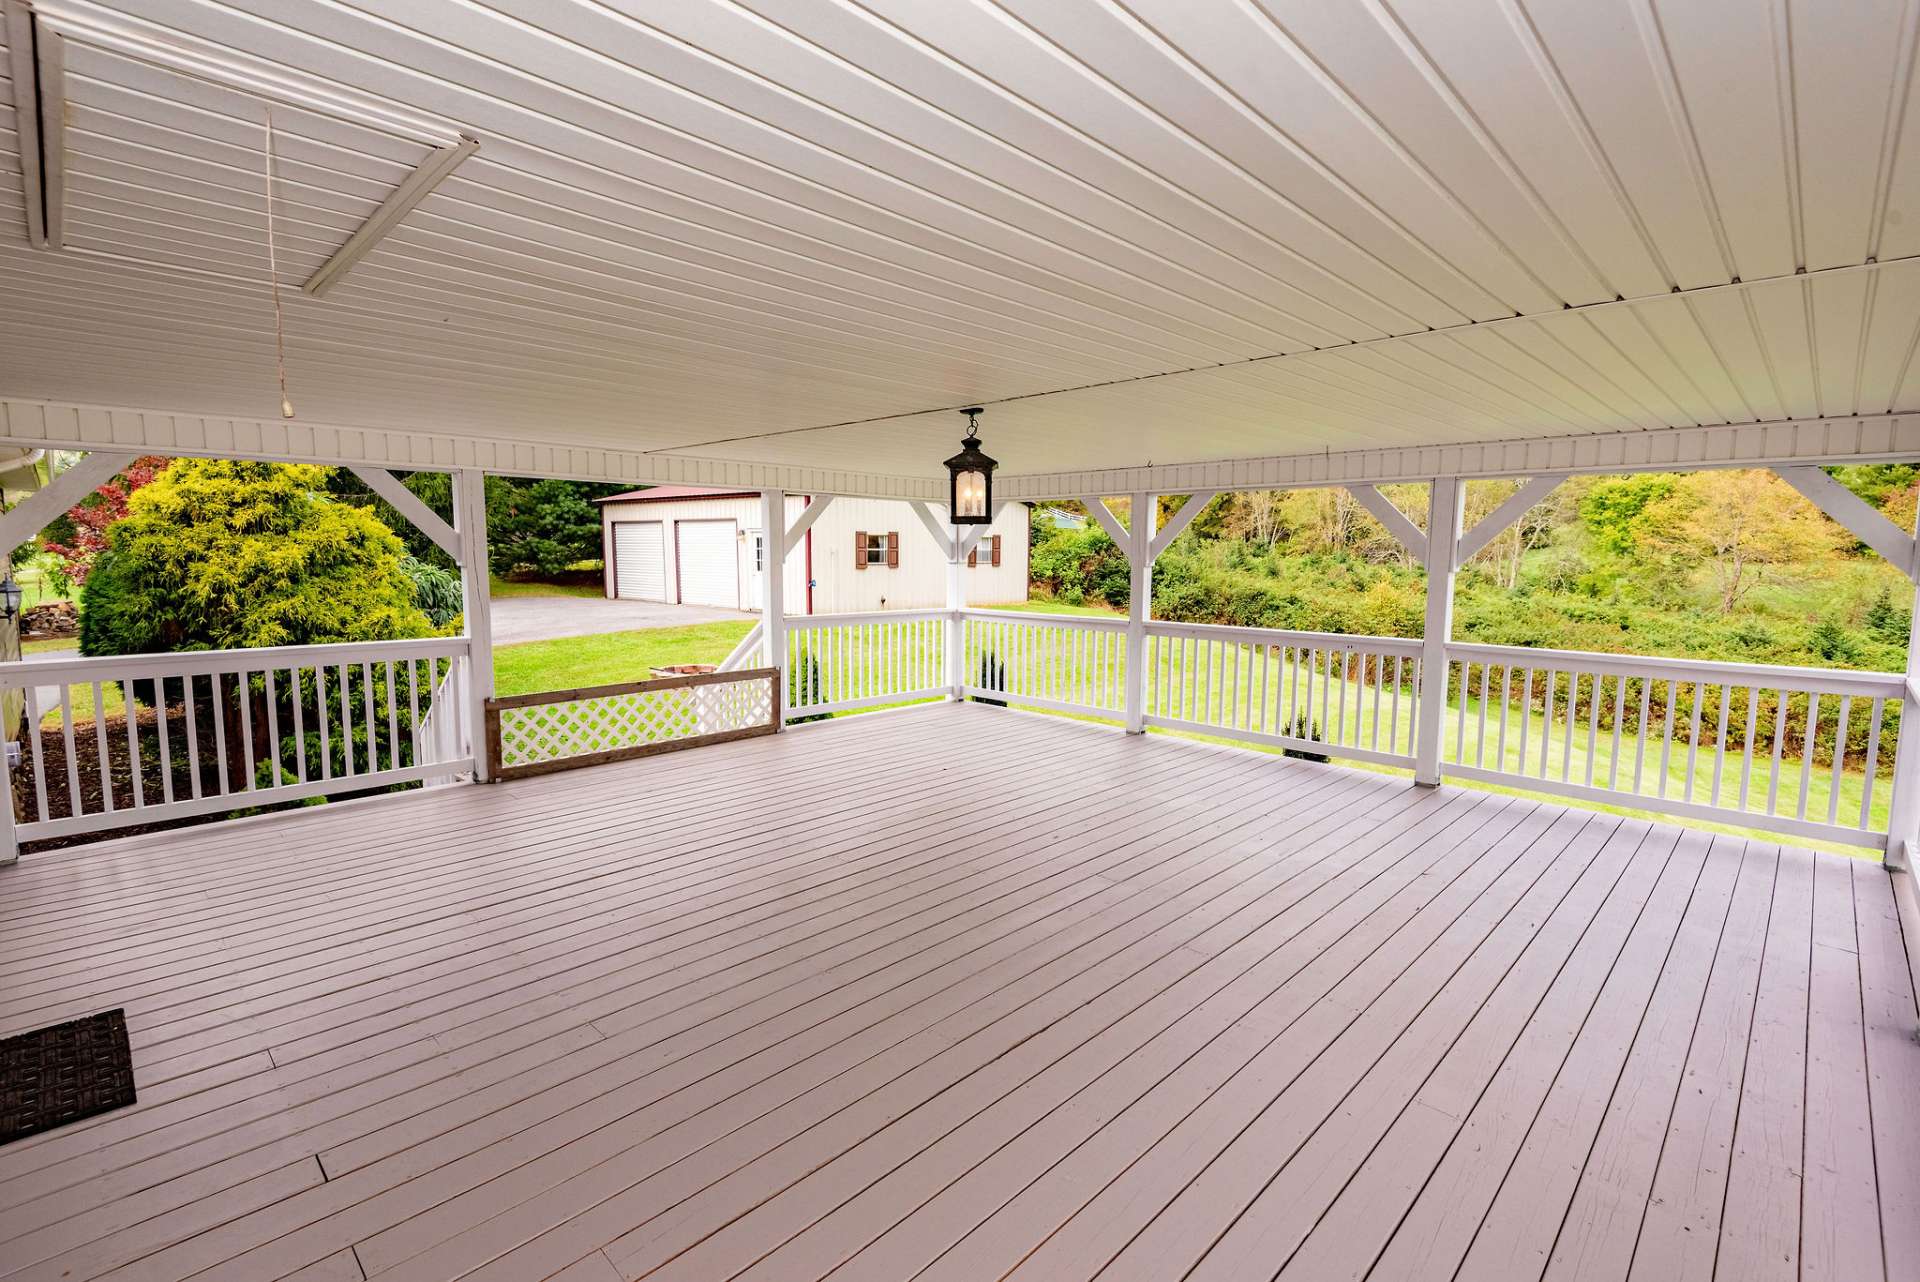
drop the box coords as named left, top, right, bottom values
left=489, top=574, right=604, bottom=599
left=491, top=621, right=754, bottom=696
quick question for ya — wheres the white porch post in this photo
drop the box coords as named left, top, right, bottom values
left=947, top=524, right=966, bottom=699
left=759, top=490, right=787, bottom=725
left=1883, top=541, right=1920, bottom=870
left=454, top=468, right=494, bottom=782
left=1414, top=477, right=1464, bottom=786
left=1125, top=491, right=1152, bottom=734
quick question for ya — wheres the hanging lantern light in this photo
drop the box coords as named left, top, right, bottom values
left=0, top=576, right=21, bottom=623
left=944, top=407, right=996, bottom=525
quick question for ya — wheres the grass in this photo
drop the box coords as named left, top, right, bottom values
left=491, top=621, right=755, bottom=696
left=489, top=574, right=604, bottom=599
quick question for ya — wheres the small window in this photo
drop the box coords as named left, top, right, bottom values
left=749, top=530, right=766, bottom=573
left=854, top=530, right=899, bottom=569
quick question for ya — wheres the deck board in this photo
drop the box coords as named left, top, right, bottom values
left=0, top=702, right=1911, bottom=1282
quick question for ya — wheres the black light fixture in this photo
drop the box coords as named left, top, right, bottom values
left=0, top=575, right=22, bottom=623
left=944, top=407, right=997, bottom=525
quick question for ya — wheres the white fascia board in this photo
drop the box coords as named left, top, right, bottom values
left=998, top=415, right=1920, bottom=500
left=0, top=398, right=942, bottom=501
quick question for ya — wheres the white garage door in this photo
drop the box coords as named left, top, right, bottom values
left=611, top=522, right=666, bottom=600
left=677, top=519, right=739, bottom=607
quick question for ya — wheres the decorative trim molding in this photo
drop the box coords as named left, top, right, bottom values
left=998, top=415, right=1920, bottom=499
left=0, top=398, right=942, bottom=501
left=11, top=399, right=1920, bottom=506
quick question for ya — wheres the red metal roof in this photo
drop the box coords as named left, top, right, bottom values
left=593, top=484, right=760, bottom=504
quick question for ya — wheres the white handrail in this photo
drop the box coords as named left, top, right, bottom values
left=1147, top=617, right=1424, bottom=656
left=1446, top=641, right=1904, bottom=697
left=0, top=635, right=468, bottom=685
left=0, top=635, right=475, bottom=859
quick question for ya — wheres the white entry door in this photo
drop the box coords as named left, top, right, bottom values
left=676, top=519, right=739, bottom=607
left=611, top=521, right=666, bottom=600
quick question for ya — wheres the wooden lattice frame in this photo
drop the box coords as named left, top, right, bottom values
left=484, top=667, right=780, bottom=781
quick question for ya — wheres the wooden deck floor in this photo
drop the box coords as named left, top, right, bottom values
left=1, top=702, right=1917, bottom=1282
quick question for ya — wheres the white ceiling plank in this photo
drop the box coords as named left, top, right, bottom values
left=0, top=0, right=1919, bottom=491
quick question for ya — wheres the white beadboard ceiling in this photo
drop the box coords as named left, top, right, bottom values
left=5, top=0, right=1920, bottom=485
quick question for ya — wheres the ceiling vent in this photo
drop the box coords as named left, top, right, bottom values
left=5, top=0, right=476, bottom=297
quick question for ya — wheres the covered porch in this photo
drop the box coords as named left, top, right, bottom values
left=3, top=700, right=1914, bottom=1282
left=7, top=1, right=1920, bottom=1279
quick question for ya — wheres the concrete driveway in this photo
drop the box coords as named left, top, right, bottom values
left=489, top=594, right=752, bottom=646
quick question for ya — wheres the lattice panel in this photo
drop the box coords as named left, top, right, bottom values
left=496, top=676, right=774, bottom=769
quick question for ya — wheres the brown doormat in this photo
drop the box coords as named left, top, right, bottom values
left=0, top=1009, right=136, bottom=1145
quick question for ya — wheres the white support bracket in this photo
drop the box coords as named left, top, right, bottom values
left=0, top=451, right=134, bottom=559
left=1457, top=474, right=1566, bottom=564
left=1079, top=496, right=1133, bottom=556
left=1776, top=465, right=1920, bottom=579
left=1150, top=490, right=1220, bottom=560
left=784, top=494, right=834, bottom=548
left=908, top=499, right=956, bottom=558
left=956, top=499, right=1010, bottom=562
left=1346, top=484, right=1428, bottom=565
left=347, top=466, right=462, bottom=563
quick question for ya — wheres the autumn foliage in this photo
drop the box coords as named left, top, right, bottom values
left=41, top=455, right=168, bottom=587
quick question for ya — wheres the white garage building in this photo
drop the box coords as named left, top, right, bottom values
left=597, top=485, right=1030, bottom=614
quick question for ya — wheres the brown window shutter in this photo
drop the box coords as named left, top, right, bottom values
left=991, top=534, right=1002, bottom=567
left=854, top=530, right=867, bottom=570
left=967, top=545, right=977, bottom=568
left=886, top=531, right=900, bottom=568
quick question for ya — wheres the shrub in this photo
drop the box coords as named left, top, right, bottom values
left=402, top=557, right=464, bottom=628
left=1281, top=713, right=1329, bottom=763
left=80, top=459, right=434, bottom=659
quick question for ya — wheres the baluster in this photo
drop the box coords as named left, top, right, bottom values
left=338, top=664, right=354, bottom=777
left=1559, top=670, right=1576, bottom=782
left=90, top=681, right=112, bottom=814
left=1516, top=668, right=1533, bottom=778
left=1682, top=681, right=1704, bottom=803
left=257, top=668, right=277, bottom=787
left=1475, top=662, right=1490, bottom=768
left=1657, top=680, right=1678, bottom=799
left=1797, top=693, right=1822, bottom=820
left=1539, top=669, right=1556, bottom=779
left=1862, top=699, right=1885, bottom=830
left=1766, top=688, right=1787, bottom=815
left=211, top=672, right=233, bottom=793
left=1583, top=673, right=1600, bottom=786
left=183, top=674, right=204, bottom=798
left=1495, top=666, right=1512, bottom=771
left=1710, top=684, right=1731, bottom=807
left=155, top=673, right=173, bottom=805
left=119, top=678, right=143, bottom=808
left=1319, top=648, right=1333, bottom=743
left=1829, top=695, right=1852, bottom=825
left=1632, top=679, right=1651, bottom=794
left=291, top=666, right=308, bottom=779
left=23, top=686, right=47, bottom=823
left=385, top=661, right=399, bottom=773
left=1608, top=675, right=1626, bottom=790
left=1334, top=649, right=1349, bottom=747
left=1452, top=661, right=1468, bottom=764
left=57, top=686, right=79, bottom=818
left=1738, top=686, right=1758, bottom=811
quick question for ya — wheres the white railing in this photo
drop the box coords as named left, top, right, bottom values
left=1144, top=621, right=1424, bottom=768
left=960, top=608, right=1129, bottom=717
left=784, top=609, right=948, bottom=719
left=0, top=636, right=474, bottom=851
left=1443, top=643, right=1904, bottom=848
